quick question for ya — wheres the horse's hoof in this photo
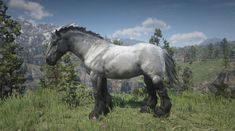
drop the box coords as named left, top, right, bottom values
left=89, top=111, right=99, bottom=120
left=153, top=107, right=169, bottom=118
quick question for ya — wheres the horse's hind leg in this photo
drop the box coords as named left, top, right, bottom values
left=154, top=80, right=172, bottom=117
left=140, top=75, right=158, bottom=113
left=89, top=72, right=112, bottom=119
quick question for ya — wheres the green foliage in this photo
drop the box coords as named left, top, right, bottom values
left=220, top=38, right=230, bottom=67
left=40, top=64, right=62, bottom=89
left=132, top=87, right=147, bottom=98
left=40, top=52, right=94, bottom=108
left=61, top=84, right=94, bottom=108
left=181, top=67, right=193, bottom=90
left=175, top=38, right=235, bottom=64
left=0, top=89, right=234, bottom=130
left=132, top=77, right=147, bottom=97
left=177, top=59, right=224, bottom=84
left=207, top=43, right=214, bottom=59
left=163, top=39, right=175, bottom=57
left=0, top=0, right=25, bottom=98
left=40, top=53, right=78, bottom=89
left=184, top=45, right=197, bottom=64
left=149, top=28, right=162, bottom=46
left=149, top=28, right=175, bottom=57
left=113, top=39, right=123, bottom=45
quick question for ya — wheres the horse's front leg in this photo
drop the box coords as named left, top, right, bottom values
left=89, top=72, right=112, bottom=119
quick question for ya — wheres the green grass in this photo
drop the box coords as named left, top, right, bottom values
left=0, top=89, right=234, bottom=131
left=177, top=59, right=224, bottom=84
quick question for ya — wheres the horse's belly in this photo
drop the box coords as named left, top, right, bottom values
left=104, top=60, right=142, bottom=79
left=105, top=69, right=142, bottom=79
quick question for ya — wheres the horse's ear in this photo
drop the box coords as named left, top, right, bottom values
left=55, top=30, right=61, bottom=37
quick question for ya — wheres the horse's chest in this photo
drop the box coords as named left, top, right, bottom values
left=84, top=59, right=105, bottom=73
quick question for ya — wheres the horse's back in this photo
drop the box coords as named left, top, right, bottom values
left=102, top=44, right=144, bottom=79
left=102, top=43, right=165, bottom=79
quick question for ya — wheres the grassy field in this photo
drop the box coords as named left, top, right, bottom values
left=0, top=89, right=234, bottom=131
left=177, top=59, right=224, bottom=84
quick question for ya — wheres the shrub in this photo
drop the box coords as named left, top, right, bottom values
left=61, top=83, right=94, bottom=108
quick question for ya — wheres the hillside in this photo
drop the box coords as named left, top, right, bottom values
left=177, top=59, right=224, bottom=84
left=0, top=89, right=234, bottom=130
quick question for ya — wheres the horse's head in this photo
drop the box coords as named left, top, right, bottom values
left=46, top=30, right=69, bottom=65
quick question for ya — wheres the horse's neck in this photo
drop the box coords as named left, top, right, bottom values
left=84, top=39, right=110, bottom=60
left=68, top=34, right=107, bottom=61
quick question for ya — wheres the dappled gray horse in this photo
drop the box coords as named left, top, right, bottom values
left=46, top=25, right=177, bottom=119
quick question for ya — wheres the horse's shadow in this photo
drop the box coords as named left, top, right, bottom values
left=112, top=95, right=143, bottom=108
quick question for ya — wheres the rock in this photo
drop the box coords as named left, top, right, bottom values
left=209, top=68, right=235, bottom=98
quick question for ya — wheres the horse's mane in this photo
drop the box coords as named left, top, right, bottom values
left=56, top=25, right=103, bottom=39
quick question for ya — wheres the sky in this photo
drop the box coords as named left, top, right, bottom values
left=4, top=0, right=235, bottom=47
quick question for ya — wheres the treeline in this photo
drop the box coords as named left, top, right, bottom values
left=174, top=38, right=235, bottom=66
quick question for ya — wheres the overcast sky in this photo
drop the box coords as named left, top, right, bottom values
left=5, top=0, right=235, bottom=47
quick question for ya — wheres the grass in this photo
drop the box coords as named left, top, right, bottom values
left=0, top=89, right=234, bottom=131
left=177, top=59, right=224, bottom=84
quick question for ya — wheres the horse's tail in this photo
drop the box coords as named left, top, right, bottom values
left=163, top=50, right=178, bottom=85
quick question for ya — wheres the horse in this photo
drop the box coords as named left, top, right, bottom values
left=46, top=25, right=178, bottom=119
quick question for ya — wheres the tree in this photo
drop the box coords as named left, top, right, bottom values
left=149, top=28, right=175, bottom=56
left=113, top=39, right=123, bottom=45
left=59, top=54, right=80, bottom=88
left=207, top=43, right=214, bottom=59
left=40, top=63, right=62, bottom=89
left=181, top=67, right=193, bottom=90
left=40, top=52, right=79, bottom=89
left=220, top=38, right=230, bottom=67
left=149, top=28, right=162, bottom=46
left=0, top=0, right=25, bottom=98
left=184, top=45, right=197, bottom=64
left=163, top=39, right=174, bottom=56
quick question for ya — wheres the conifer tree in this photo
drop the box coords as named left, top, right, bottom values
left=220, top=38, right=230, bottom=67
left=0, top=0, right=25, bottom=98
left=149, top=28, right=162, bottom=46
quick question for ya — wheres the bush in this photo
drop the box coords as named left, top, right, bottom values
left=61, top=83, right=94, bottom=108
left=132, top=87, right=147, bottom=98
left=181, top=67, right=193, bottom=90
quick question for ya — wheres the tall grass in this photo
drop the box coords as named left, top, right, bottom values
left=0, top=89, right=234, bottom=131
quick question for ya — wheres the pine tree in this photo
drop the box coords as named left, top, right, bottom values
left=220, top=38, right=230, bottom=67
left=40, top=52, right=79, bottom=89
left=40, top=44, right=61, bottom=88
left=181, top=67, right=193, bottom=90
left=0, top=0, right=25, bottom=98
left=113, top=39, right=123, bottom=45
left=149, top=28, right=175, bottom=56
left=207, top=43, right=214, bottom=59
left=184, top=46, right=197, bottom=64
left=163, top=39, right=174, bottom=56
left=149, top=28, right=162, bottom=46
left=40, top=64, right=62, bottom=89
